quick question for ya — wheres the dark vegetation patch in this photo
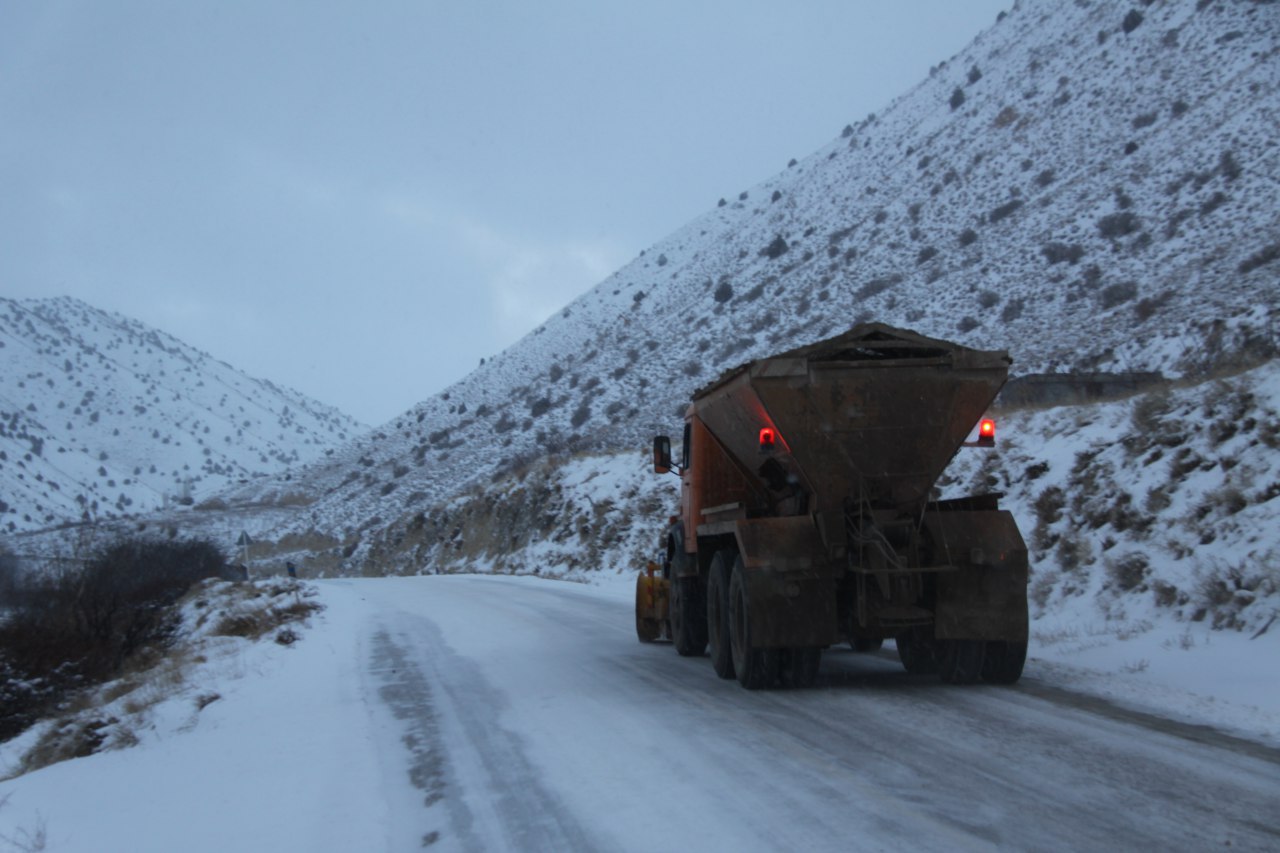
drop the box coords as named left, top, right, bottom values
left=1100, top=282, right=1139, bottom=309
left=1001, top=297, right=1025, bottom=323
left=1042, top=243, right=1085, bottom=265
left=1200, top=192, right=1229, bottom=217
left=0, top=538, right=235, bottom=741
left=1238, top=243, right=1280, bottom=275
left=760, top=235, right=789, bottom=259
left=1098, top=211, right=1141, bottom=239
left=858, top=275, right=904, bottom=300
left=1131, top=112, right=1158, bottom=130
left=988, top=199, right=1024, bottom=223
left=1219, top=150, right=1241, bottom=181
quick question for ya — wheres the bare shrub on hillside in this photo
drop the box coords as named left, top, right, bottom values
left=1042, top=243, right=1085, bottom=265
left=1034, top=485, right=1066, bottom=527
left=1029, top=569, right=1058, bottom=611
left=1131, top=389, right=1174, bottom=437
left=1192, top=559, right=1275, bottom=630
left=1055, top=534, right=1092, bottom=575
left=1098, top=211, right=1140, bottom=239
left=1000, top=297, right=1025, bottom=323
left=1100, top=282, right=1139, bottom=310
left=0, top=537, right=232, bottom=741
left=1106, top=553, right=1150, bottom=592
left=992, top=106, right=1019, bottom=129
left=858, top=275, right=903, bottom=299
left=989, top=199, right=1024, bottom=223
left=1131, top=112, right=1157, bottom=130
left=208, top=580, right=322, bottom=642
left=760, top=235, right=789, bottom=259
left=1238, top=243, right=1279, bottom=275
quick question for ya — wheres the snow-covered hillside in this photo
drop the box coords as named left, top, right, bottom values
left=0, top=297, right=366, bottom=533
left=210, top=0, right=1278, bottom=568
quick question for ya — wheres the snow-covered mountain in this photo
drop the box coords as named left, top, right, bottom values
left=215, top=0, right=1277, bottom=565
left=0, top=297, right=366, bottom=533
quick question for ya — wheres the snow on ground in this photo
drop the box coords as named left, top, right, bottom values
left=0, top=572, right=1275, bottom=852
left=0, top=582, right=398, bottom=852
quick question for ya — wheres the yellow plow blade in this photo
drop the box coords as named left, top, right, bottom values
left=635, top=561, right=670, bottom=643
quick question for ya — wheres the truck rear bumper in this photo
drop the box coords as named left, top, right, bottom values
left=711, top=510, right=1028, bottom=648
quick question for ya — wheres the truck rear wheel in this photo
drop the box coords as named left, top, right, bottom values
left=729, top=556, right=778, bottom=689
left=895, top=628, right=939, bottom=675
left=778, top=647, right=822, bottom=688
left=706, top=551, right=735, bottom=679
left=938, top=639, right=985, bottom=684
left=981, top=640, right=1027, bottom=684
left=671, top=574, right=708, bottom=657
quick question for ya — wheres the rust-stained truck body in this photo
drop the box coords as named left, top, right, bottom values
left=637, top=323, right=1029, bottom=689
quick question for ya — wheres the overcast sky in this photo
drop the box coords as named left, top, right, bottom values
left=2, top=1, right=1009, bottom=425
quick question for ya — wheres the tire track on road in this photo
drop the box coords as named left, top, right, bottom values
left=369, top=613, right=603, bottom=851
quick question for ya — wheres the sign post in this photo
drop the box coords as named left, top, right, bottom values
left=236, top=531, right=252, bottom=577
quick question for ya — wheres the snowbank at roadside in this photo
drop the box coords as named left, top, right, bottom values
left=0, top=581, right=405, bottom=852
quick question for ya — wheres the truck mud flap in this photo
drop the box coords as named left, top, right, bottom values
left=924, top=510, right=1029, bottom=642
left=730, top=516, right=841, bottom=647
left=742, top=568, right=840, bottom=649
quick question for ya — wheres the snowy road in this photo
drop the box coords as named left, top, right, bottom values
left=354, top=575, right=1280, bottom=852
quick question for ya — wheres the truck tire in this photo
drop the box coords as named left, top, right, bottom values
left=670, top=574, right=708, bottom=657
left=729, top=556, right=778, bottom=689
left=937, top=639, right=985, bottom=684
left=778, top=647, right=822, bottom=688
left=895, top=628, right=939, bottom=675
left=706, top=551, right=736, bottom=679
left=981, top=640, right=1027, bottom=684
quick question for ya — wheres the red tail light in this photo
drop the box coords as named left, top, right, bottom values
left=759, top=427, right=776, bottom=451
left=978, top=418, right=996, bottom=446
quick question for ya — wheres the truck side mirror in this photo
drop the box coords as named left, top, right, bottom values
left=653, top=435, right=672, bottom=474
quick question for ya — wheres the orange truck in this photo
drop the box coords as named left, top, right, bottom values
left=636, top=323, right=1028, bottom=689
